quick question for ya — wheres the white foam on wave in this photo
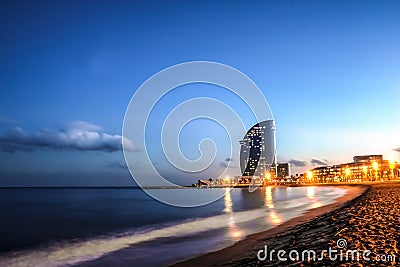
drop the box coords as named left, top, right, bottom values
left=0, top=207, right=270, bottom=267
left=325, top=187, right=348, bottom=196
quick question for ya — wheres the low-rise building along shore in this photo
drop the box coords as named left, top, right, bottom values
left=194, top=154, right=400, bottom=188
left=305, top=154, right=400, bottom=183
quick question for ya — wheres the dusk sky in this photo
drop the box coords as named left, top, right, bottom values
left=1, top=0, right=400, bottom=186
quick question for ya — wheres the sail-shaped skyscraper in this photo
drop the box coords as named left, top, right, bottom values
left=239, top=120, right=277, bottom=178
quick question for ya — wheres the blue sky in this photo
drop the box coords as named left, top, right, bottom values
left=1, top=0, right=400, bottom=186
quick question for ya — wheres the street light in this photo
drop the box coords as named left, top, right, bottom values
left=363, top=166, right=368, bottom=182
left=389, top=160, right=396, bottom=168
left=224, top=176, right=231, bottom=185
left=307, top=171, right=313, bottom=183
left=345, top=168, right=351, bottom=182
left=389, top=159, right=396, bottom=180
left=372, top=161, right=378, bottom=170
left=372, top=161, right=379, bottom=181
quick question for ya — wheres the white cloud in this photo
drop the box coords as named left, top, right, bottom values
left=0, top=121, right=137, bottom=153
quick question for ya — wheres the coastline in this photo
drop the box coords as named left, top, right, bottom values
left=172, top=185, right=368, bottom=266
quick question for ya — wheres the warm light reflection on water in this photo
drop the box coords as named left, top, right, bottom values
left=223, top=188, right=232, bottom=213
left=223, top=189, right=243, bottom=241
left=228, top=218, right=244, bottom=241
left=286, top=186, right=292, bottom=196
left=264, top=186, right=274, bottom=208
left=263, top=187, right=283, bottom=226
left=307, top=186, right=322, bottom=209
left=307, top=186, right=315, bottom=199
left=269, top=210, right=283, bottom=225
left=221, top=186, right=326, bottom=243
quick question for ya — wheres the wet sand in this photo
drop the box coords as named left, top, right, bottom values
left=173, top=185, right=376, bottom=266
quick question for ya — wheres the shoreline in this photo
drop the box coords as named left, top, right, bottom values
left=172, top=185, right=369, bottom=266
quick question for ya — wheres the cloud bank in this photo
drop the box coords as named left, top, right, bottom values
left=220, top=157, right=236, bottom=168
left=288, top=159, right=308, bottom=167
left=0, top=121, right=135, bottom=153
left=311, top=158, right=329, bottom=166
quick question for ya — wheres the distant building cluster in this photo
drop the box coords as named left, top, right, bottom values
left=304, top=155, right=400, bottom=183
left=203, top=162, right=292, bottom=187
left=197, top=120, right=296, bottom=187
left=195, top=119, right=291, bottom=187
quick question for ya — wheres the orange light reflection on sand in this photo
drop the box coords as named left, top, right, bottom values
left=264, top=186, right=274, bottom=208
left=311, top=201, right=322, bottom=209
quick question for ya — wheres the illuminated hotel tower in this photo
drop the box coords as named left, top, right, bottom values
left=239, top=120, right=277, bottom=177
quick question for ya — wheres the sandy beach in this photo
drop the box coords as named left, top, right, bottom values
left=173, top=184, right=379, bottom=266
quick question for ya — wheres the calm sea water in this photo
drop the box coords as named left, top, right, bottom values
left=0, top=186, right=345, bottom=266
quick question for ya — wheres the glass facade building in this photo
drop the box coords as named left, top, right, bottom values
left=239, top=120, right=277, bottom=177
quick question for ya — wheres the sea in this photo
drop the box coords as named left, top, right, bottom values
left=0, top=186, right=346, bottom=267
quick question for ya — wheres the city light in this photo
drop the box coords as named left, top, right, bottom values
left=389, top=158, right=396, bottom=180
left=389, top=160, right=396, bottom=170
left=212, top=155, right=398, bottom=187
left=307, top=171, right=313, bottom=180
left=373, top=161, right=379, bottom=170
left=303, top=155, right=399, bottom=185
